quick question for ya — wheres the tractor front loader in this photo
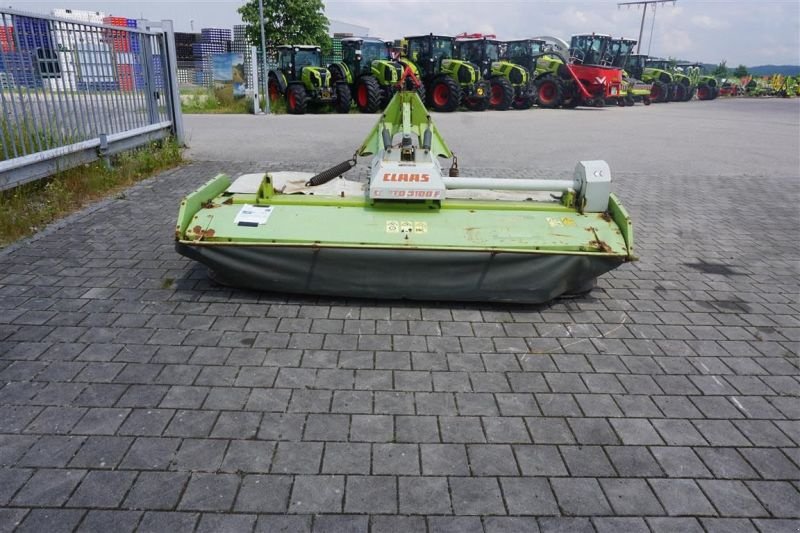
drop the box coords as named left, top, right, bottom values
left=329, top=37, right=408, bottom=113
left=269, top=45, right=352, bottom=114
left=455, top=33, right=534, bottom=110
left=400, top=34, right=490, bottom=112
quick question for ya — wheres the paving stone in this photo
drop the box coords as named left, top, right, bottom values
left=344, top=475, right=397, bottom=513
left=17, top=435, right=85, bottom=467
left=289, top=475, right=343, bottom=513
left=15, top=509, right=85, bottom=533
left=234, top=474, right=292, bottom=513
left=500, top=477, right=559, bottom=515
left=138, top=511, right=198, bottom=533
left=0, top=468, right=32, bottom=505
left=272, top=442, right=323, bottom=474
left=255, top=514, right=311, bottom=533
left=428, top=516, right=483, bottom=533
left=173, top=438, right=228, bottom=471
left=196, top=513, right=257, bottom=533
left=550, top=477, right=612, bottom=516
left=373, top=443, right=419, bottom=475
left=649, top=478, right=718, bottom=516
left=398, top=476, right=451, bottom=514
left=538, top=517, right=595, bottom=533
left=701, top=481, right=771, bottom=519
left=119, top=437, right=180, bottom=469
left=123, top=472, right=189, bottom=510
left=593, top=517, right=649, bottom=533
left=745, top=481, right=800, bottom=518
left=600, top=478, right=665, bottom=515
left=178, top=473, right=239, bottom=511
left=13, top=468, right=86, bottom=506
left=313, top=514, right=368, bottom=533
left=77, top=510, right=142, bottom=533
left=699, top=518, right=759, bottom=533
left=646, top=517, right=704, bottom=533
left=370, top=516, right=426, bottom=533
left=220, top=440, right=274, bottom=473
left=514, top=445, right=568, bottom=476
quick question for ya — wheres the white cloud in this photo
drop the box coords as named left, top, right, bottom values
left=691, top=15, right=729, bottom=30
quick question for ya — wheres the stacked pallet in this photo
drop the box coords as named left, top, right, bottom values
left=49, top=9, right=107, bottom=91
left=0, top=50, right=41, bottom=88
left=231, top=25, right=252, bottom=89
left=11, top=16, right=52, bottom=50
left=0, top=26, right=15, bottom=52
left=193, top=27, right=231, bottom=87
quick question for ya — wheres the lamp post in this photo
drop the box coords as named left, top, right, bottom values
left=617, top=0, right=677, bottom=54
left=258, top=0, right=270, bottom=113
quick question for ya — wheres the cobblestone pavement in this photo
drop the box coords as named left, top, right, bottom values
left=0, top=150, right=799, bottom=530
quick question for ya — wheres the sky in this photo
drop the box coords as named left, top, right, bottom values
left=7, top=0, right=800, bottom=65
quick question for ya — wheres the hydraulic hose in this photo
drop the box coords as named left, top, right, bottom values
left=305, top=158, right=356, bottom=187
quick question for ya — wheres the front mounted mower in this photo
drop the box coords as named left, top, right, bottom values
left=268, top=45, right=352, bottom=114
left=175, top=77, right=635, bottom=303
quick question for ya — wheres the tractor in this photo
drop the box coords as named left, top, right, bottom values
left=646, top=58, right=692, bottom=101
left=454, top=33, right=534, bottom=110
left=527, top=34, right=624, bottom=108
left=605, top=38, right=651, bottom=106
left=328, top=37, right=407, bottom=113
left=626, top=54, right=672, bottom=103
left=676, top=62, right=719, bottom=101
left=399, top=34, right=490, bottom=112
left=268, top=45, right=352, bottom=114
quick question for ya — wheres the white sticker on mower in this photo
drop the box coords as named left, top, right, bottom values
left=235, top=205, right=273, bottom=227
left=386, top=221, right=428, bottom=234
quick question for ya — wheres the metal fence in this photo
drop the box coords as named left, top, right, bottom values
left=0, top=8, right=184, bottom=190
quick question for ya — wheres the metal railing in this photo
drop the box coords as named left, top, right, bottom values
left=0, top=8, right=184, bottom=190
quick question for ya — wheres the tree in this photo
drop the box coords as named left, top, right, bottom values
left=732, top=64, right=749, bottom=77
left=238, top=0, right=331, bottom=55
left=712, top=60, right=729, bottom=78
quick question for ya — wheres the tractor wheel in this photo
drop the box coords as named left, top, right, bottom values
left=711, top=87, right=720, bottom=100
left=334, top=83, right=352, bottom=114
left=355, top=76, right=381, bottom=113
left=416, top=83, right=426, bottom=106
left=650, top=80, right=668, bottom=103
left=643, top=96, right=651, bottom=106
left=535, top=75, right=562, bottom=108
left=268, top=77, right=282, bottom=103
left=427, top=76, right=461, bottom=112
left=488, top=77, right=514, bottom=110
left=673, top=83, right=687, bottom=102
left=625, top=94, right=635, bottom=106
left=685, top=87, right=696, bottom=101
left=616, top=98, right=625, bottom=107
left=286, top=84, right=308, bottom=115
left=464, top=95, right=489, bottom=111
left=697, top=84, right=711, bottom=100
left=512, top=95, right=534, bottom=110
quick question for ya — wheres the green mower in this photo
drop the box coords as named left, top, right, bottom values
left=175, top=78, right=635, bottom=303
left=268, top=45, right=352, bottom=114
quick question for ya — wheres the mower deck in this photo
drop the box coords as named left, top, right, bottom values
left=175, top=173, right=633, bottom=303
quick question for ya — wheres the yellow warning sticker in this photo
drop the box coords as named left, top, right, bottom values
left=546, top=217, right=576, bottom=228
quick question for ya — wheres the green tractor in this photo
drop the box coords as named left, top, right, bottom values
left=328, top=37, right=406, bottom=113
left=399, top=34, right=491, bottom=112
left=454, top=33, right=534, bottom=110
left=605, top=38, right=651, bottom=106
left=646, top=58, right=692, bottom=101
left=268, top=45, right=352, bottom=114
left=675, top=62, right=718, bottom=101
left=626, top=54, right=672, bottom=103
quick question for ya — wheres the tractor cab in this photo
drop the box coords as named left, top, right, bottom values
left=605, top=38, right=637, bottom=69
left=626, top=54, right=649, bottom=79
left=277, top=45, right=325, bottom=79
left=569, top=34, right=612, bottom=66
left=454, top=34, right=501, bottom=78
left=405, top=34, right=456, bottom=77
left=503, top=39, right=546, bottom=71
left=341, top=37, right=394, bottom=76
left=645, top=58, right=674, bottom=73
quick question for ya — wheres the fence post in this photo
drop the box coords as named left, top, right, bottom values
left=140, top=33, right=160, bottom=127
left=159, top=19, right=185, bottom=145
